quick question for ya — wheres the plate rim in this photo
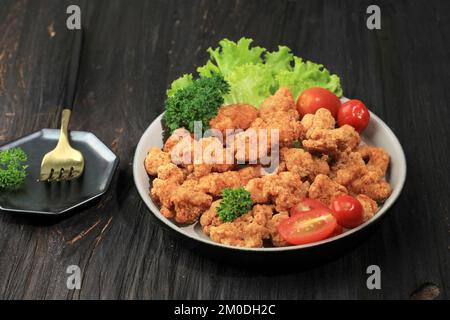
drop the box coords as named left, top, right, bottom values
left=133, top=106, right=407, bottom=252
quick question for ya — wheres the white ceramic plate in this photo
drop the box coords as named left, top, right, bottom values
left=133, top=99, right=407, bottom=252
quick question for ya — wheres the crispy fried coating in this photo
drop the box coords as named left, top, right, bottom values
left=150, top=164, right=188, bottom=219
left=200, top=200, right=223, bottom=236
left=163, top=128, right=192, bottom=152
left=263, top=173, right=309, bottom=211
left=191, top=137, right=235, bottom=178
left=168, top=135, right=235, bottom=178
left=231, top=128, right=272, bottom=163
left=281, top=147, right=330, bottom=181
left=150, top=164, right=212, bottom=224
left=250, top=113, right=304, bottom=147
left=258, top=87, right=299, bottom=121
left=331, top=150, right=392, bottom=202
left=156, top=163, right=185, bottom=184
left=244, top=177, right=268, bottom=204
left=245, top=172, right=310, bottom=212
left=358, top=145, right=390, bottom=177
left=303, top=125, right=360, bottom=156
left=145, top=147, right=171, bottom=175
left=195, top=165, right=262, bottom=197
left=349, top=171, right=392, bottom=202
left=171, top=186, right=213, bottom=224
left=210, top=103, right=258, bottom=135
left=208, top=204, right=273, bottom=248
left=331, top=152, right=366, bottom=185
left=267, top=211, right=290, bottom=247
left=356, top=194, right=379, bottom=222
left=301, top=108, right=336, bottom=138
left=308, top=174, right=348, bottom=206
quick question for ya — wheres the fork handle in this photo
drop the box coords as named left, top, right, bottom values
left=63, top=28, right=84, bottom=111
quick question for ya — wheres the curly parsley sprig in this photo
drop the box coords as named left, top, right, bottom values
left=217, top=187, right=253, bottom=222
left=0, top=147, right=28, bottom=190
left=164, top=73, right=230, bottom=134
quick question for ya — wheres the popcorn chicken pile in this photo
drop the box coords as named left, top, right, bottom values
left=145, top=88, right=392, bottom=248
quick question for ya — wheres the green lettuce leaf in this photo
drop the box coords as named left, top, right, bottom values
left=223, top=64, right=273, bottom=107
left=264, top=46, right=294, bottom=75
left=197, top=38, right=266, bottom=77
left=276, top=57, right=343, bottom=99
left=166, top=38, right=344, bottom=110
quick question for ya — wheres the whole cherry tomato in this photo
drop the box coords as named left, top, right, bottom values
left=337, top=99, right=370, bottom=133
left=297, top=87, right=341, bottom=118
left=331, top=195, right=364, bottom=229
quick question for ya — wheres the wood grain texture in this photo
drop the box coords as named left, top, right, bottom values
left=0, top=0, right=449, bottom=300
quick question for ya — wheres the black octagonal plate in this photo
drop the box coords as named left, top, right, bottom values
left=0, top=129, right=119, bottom=215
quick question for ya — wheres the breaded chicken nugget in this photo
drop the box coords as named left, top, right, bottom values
left=309, top=174, right=348, bottom=206
left=281, top=147, right=330, bottom=181
left=208, top=204, right=273, bottom=248
left=358, top=145, right=390, bottom=177
left=210, top=104, right=258, bottom=135
left=259, top=87, right=299, bottom=121
left=267, top=211, right=290, bottom=247
left=145, top=147, right=171, bottom=175
left=356, top=194, right=379, bottom=222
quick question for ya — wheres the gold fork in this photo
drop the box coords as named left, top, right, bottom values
left=40, top=29, right=84, bottom=182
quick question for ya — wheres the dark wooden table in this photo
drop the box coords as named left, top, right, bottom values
left=0, top=0, right=449, bottom=300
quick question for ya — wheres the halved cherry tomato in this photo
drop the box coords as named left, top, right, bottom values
left=291, top=198, right=328, bottom=216
left=278, top=209, right=337, bottom=245
left=337, top=99, right=370, bottom=133
left=331, top=195, right=364, bottom=229
left=328, top=224, right=344, bottom=238
left=297, top=87, right=341, bottom=118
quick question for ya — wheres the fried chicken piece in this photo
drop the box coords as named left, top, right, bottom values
left=244, top=171, right=310, bottom=211
left=195, top=165, right=262, bottom=197
left=245, top=177, right=269, bottom=204
left=309, top=174, right=348, bottom=206
left=191, top=137, right=235, bottom=178
left=258, top=87, right=299, bottom=121
left=358, top=145, right=390, bottom=177
left=155, top=163, right=185, bottom=184
left=210, top=104, right=258, bottom=135
left=200, top=200, right=223, bottom=236
left=251, top=88, right=303, bottom=148
left=163, top=128, right=192, bottom=152
left=350, top=171, right=392, bottom=202
left=144, top=147, right=171, bottom=175
left=331, top=152, right=367, bottom=185
left=169, top=134, right=196, bottom=166
left=250, top=113, right=304, bottom=147
left=281, top=147, right=330, bottom=181
left=151, top=165, right=212, bottom=224
left=151, top=178, right=177, bottom=218
left=171, top=184, right=213, bottom=224
left=208, top=204, right=273, bottom=248
left=267, top=211, right=290, bottom=247
left=356, top=194, right=379, bottom=222
left=303, top=125, right=360, bottom=156
left=229, top=89, right=303, bottom=163
left=150, top=164, right=187, bottom=219
left=331, top=151, right=392, bottom=202
left=169, top=135, right=235, bottom=178
left=230, top=129, right=271, bottom=163
left=301, top=108, right=336, bottom=138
